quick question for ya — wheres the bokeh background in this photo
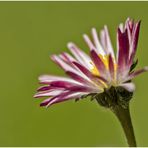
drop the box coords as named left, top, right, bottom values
left=0, top=1, right=148, bottom=146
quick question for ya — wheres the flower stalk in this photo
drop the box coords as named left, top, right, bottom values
left=95, top=86, right=136, bottom=146
left=112, top=104, right=136, bottom=147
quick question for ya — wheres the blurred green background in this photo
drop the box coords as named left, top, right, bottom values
left=0, top=1, right=148, bottom=147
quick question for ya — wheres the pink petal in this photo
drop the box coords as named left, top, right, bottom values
left=73, top=61, right=108, bottom=88
left=90, top=50, right=107, bottom=76
left=117, top=28, right=129, bottom=72
left=37, top=85, right=53, bottom=91
left=68, top=85, right=92, bottom=92
left=46, top=92, right=87, bottom=107
left=72, top=61, right=93, bottom=78
left=40, top=96, right=56, bottom=106
left=66, top=71, right=93, bottom=85
left=108, top=54, right=114, bottom=79
left=129, top=21, right=141, bottom=66
left=128, top=66, right=148, bottom=79
left=50, top=81, right=76, bottom=88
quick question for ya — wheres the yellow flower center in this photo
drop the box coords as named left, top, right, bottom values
left=91, top=54, right=109, bottom=76
left=90, top=54, right=118, bottom=88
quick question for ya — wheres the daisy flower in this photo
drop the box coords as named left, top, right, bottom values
left=34, top=18, right=147, bottom=108
left=34, top=18, right=148, bottom=147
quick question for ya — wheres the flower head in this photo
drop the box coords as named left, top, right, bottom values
left=34, top=18, right=148, bottom=107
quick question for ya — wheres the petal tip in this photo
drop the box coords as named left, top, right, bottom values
left=144, top=66, right=148, bottom=71
left=67, top=42, right=74, bottom=48
left=91, top=27, right=97, bottom=32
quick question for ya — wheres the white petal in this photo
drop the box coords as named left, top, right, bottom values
left=91, top=28, right=106, bottom=56
left=51, top=55, right=75, bottom=72
left=104, top=25, right=115, bottom=59
left=119, top=82, right=135, bottom=92
left=39, top=75, right=81, bottom=85
left=119, top=23, right=124, bottom=33
left=83, top=34, right=96, bottom=50
left=67, top=42, right=93, bottom=69
left=34, top=90, right=63, bottom=98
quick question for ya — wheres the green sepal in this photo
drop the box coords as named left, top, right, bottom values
left=130, top=59, right=138, bottom=72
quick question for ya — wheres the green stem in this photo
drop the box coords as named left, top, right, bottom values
left=112, top=105, right=137, bottom=147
